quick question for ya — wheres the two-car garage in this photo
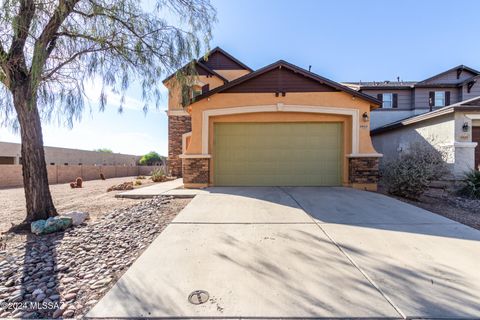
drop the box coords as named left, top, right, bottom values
left=213, top=122, right=343, bottom=186
left=178, top=60, right=381, bottom=190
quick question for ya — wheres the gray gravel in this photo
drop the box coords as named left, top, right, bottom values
left=0, top=196, right=189, bottom=319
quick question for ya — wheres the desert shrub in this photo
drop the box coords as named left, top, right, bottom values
left=136, top=175, right=146, bottom=179
left=151, top=168, right=166, bottom=182
left=134, top=180, right=142, bottom=186
left=458, top=170, right=480, bottom=199
left=381, top=142, right=448, bottom=200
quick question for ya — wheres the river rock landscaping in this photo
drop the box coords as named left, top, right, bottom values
left=0, top=196, right=190, bottom=319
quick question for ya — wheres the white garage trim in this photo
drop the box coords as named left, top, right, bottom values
left=201, top=104, right=361, bottom=154
left=465, top=114, right=480, bottom=120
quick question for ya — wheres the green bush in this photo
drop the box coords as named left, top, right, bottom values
left=139, top=151, right=163, bottom=165
left=459, top=170, right=480, bottom=199
left=151, top=168, right=166, bottom=182
left=381, top=142, right=448, bottom=200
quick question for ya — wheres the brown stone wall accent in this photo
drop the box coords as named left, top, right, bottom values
left=167, top=115, right=191, bottom=177
left=182, top=158, right=210, bottom=184
left=349, top=157, right=379, bottom=184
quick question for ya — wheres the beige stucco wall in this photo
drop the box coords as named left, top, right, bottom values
left=165, top=75, right=225, bottom=111
left=372, top=111, right=480, bottom=179
left=182, top=91, right=379, bottom=185
left=186, top=92, right=377, bottom=155
left=213, top=69, right=250, bottom=81
left=372, top=114, right=455, bottom=165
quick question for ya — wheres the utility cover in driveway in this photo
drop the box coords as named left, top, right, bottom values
left=214, top=122, right=343, bottom=186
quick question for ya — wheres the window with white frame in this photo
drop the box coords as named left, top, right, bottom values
left=434, top=91, right=445, bottom=107
left=382, top=93, right=393, bottom=108
left=191, top=86, right=202, bottom=99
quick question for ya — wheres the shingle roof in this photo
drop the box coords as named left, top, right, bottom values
left=187, top=60, right=381, bottom=106
left=417, top=65, right=480, bottom=84
left=345, top=65, right=480, bottom=91
left=371, top=96, right=480, bottom=135
left=343, top=81, right=417, bottom=90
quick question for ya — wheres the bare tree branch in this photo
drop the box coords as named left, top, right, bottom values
left=8, top=0, right=35, bottom=63
left=31, top=0, right=81, bottom=85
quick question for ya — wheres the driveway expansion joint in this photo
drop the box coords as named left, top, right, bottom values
left=277, top=187, right=407, bottom=320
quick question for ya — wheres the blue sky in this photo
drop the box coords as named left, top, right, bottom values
left=1, top=0, right=479, bottom=156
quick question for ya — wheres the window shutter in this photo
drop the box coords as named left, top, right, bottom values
left=429, top=92, right=435, bottom=107
left=445, top=91, right=451, bottom=106
left=377, top=94, right=383, bottom=101
left=392, top=93, right=398, bottom=108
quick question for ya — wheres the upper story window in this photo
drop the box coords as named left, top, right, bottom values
left=191, top=87, right=202, bottom=99
left=382, top=93, right=393, bottom=108
left=434, top=91, right=445, bottom=107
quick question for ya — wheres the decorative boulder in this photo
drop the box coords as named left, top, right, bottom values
left=62, top=211, right=90, bottom=226
left=42, top=216, right=73, bottom=234
left=31, top=220, right=47, bottom=235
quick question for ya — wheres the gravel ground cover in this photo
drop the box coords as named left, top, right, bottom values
left=378, top=187, right=480, bottom=231
left=0, top=196, right=190, bottom=319
left=0, top=176, right=156, bottom=249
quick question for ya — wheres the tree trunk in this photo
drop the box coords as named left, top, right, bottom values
left=13, top=83, right=57, bottom=222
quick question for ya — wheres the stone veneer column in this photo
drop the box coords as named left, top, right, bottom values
left=182, top=157, right=210, bottom=187
left=167, top=115, right=191, bottom=177
left=348, top=157, right=380, bottom=190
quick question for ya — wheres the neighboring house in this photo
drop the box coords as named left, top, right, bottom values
left=0, top=141, right=141, bottom=166
left=344, top=65, right=480, bottom=129
left=345, top=65, right=480, bottom=178
left=164, top=47, right=382, bottom=190
left=371, top=97, right=480, bottom=178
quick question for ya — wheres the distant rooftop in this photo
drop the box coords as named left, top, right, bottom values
left=343, top=81, right=417, bottom=90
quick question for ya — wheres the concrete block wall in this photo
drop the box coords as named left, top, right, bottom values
left=0, top=165, right=162, bottom=188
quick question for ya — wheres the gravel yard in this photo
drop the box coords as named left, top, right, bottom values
left=378, top=187, right=480, bottom=231
left=0, top=196, right=190, bottom=319
left=0, top=176, right=156, bottom=237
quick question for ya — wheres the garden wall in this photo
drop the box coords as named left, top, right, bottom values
left=0, top=165, right=161, bottom=188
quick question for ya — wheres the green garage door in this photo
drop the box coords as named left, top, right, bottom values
left=214, top=122, right=343, bottom=186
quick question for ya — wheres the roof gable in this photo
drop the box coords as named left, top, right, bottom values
left=199, top=47, right=252, bottom=71
left=418, top=65, right=480, bottom=85
left=223, top=65, right=338, bottom=93
left=162, top=60, right=228, bottom=84
left=189, top=60, right=381, bottom=106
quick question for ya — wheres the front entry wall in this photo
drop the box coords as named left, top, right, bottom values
left=182, top=92, right=381, bottom=188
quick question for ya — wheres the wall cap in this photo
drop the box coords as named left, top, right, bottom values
left=167, top=110, right=190, bottom=116
left=179, top=154, right=212, bottom=159
left=454, top=141, right=478, bottom=148
left=347, top=153, right=383, bottom=158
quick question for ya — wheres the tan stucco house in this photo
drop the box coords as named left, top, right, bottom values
left=164, top=47, right=382, bottom=190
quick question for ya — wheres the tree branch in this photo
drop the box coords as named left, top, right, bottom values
left=42, top=46, right=104, bottom=81
left=0, top=41, right=8, bottom=87
left=8, top=0, right=35, bottom=62
left=30, top=0, right=80, bottom=86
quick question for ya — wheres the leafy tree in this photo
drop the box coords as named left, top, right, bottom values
left=139, top=151, right=163, bottom=165
left=93, top=148, right=113, bottom=153
left=0, top=0, right=216, bottom=223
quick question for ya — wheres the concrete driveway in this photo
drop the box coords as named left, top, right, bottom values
left=88, top=187, right=480, bottom=319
